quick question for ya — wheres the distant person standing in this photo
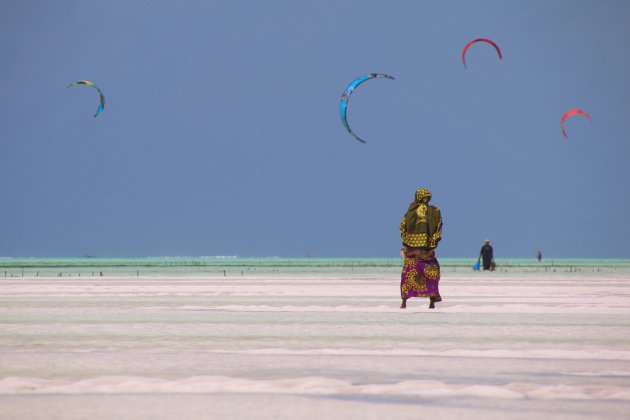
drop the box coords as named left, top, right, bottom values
left=479, top=240, right=494, bottom=271
left=399, top=188, right=443, bottom=309
left=536, top=249, right=542, bottom=262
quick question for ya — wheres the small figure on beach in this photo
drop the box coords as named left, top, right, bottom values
left=399, top=188, right=443, bottom=309
left=479, top=240, right=494, bottom=271
left=536, top=249, right=542, bottom=262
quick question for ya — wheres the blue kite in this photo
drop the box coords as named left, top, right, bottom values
left=67, top=80, right=106, bottom=117
left=340, top=73, right=395, bottom=143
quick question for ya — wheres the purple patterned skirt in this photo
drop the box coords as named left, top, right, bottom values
left=400, top=247, right=442, bottom=301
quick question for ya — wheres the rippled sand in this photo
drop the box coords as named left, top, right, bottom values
left=1, top=272, right=630, bottom=419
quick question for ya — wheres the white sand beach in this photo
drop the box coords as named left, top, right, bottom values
left=1, top=271, right=630, bottom=419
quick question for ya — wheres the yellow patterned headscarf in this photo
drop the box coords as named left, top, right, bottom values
left=415, top=188, right=432, bottom=203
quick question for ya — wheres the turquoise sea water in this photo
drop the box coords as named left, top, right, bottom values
left=1, top=257, right=629, bottom=277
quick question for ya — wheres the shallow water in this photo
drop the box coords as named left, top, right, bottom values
left=2, top=257, right=629, bottom=278
left=1, top=265, right=630, bottom=419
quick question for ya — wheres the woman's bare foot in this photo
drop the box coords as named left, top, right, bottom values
left=429, top=297, right=436, bottom=309
left=400, top=299, right=407, bottom=309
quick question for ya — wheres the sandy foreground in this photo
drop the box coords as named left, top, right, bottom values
left=1, top=272, right=630, bottom=419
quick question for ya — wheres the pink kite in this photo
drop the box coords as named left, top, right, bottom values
left=462, top=38, right=502, bottom=69
left=561, top=109, right=592, bottom=139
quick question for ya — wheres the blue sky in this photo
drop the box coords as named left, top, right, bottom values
left=1, top=0, right=629, bottom=258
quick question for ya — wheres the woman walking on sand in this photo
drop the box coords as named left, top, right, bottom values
left=399, top=188, right=443, bottom=309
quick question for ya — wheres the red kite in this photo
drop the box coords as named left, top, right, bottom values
left=561, top=109, right=592, bottom=139
left=462, top=38, right=502, bottom=69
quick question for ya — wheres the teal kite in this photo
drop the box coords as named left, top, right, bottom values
left=67, top=80, right=105, bottom=117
